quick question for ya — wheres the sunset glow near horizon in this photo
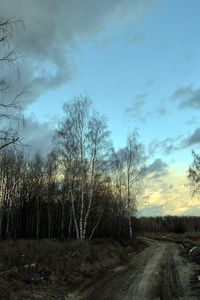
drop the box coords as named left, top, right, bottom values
left=1, top=0, right=200, bottom=216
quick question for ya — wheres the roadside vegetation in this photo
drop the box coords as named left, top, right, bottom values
left=0, top=239, right=136, bottom=300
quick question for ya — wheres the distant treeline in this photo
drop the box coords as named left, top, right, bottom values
left=139, top=216, right=200, bottom=233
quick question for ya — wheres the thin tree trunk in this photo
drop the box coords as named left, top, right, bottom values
left=80, top=192, right=84, bottom=239
left=48, top=204, right=51, bottom=239
left=36, top=197, right=39, bottom=239
left=89, top=209, right=103, bottom=240
left=71, top=193, right=80, bottom=239
left=68, top=208, right=72, bottom=238
left=128, top=214, right=133, bottom=242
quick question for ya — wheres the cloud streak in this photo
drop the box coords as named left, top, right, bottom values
left=148, top=135, right=183, bottom=156
left=182, top=128, right=200, bottom=147
left=171, top=85, right=200, bottom=110
left=126, top=93, right=147, bottom=121
left=148, top=127, right=200, bottom=156
left=145, top=158, right=169, bottom=179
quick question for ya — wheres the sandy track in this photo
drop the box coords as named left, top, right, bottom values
left=81, top=239, right=199, bottom=300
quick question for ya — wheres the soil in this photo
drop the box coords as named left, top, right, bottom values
left=73, top=238, right=200, bottom=300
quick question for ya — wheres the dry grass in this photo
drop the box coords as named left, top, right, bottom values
left=0, top=238, right=132, bottom=299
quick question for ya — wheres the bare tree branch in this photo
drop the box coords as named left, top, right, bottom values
left=0, top=18, right=24, bottom=151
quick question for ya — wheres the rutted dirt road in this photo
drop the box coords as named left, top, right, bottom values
left=77, top=239, right=199, bottom=300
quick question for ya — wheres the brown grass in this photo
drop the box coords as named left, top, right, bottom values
left=0, top=238, right=132, bottom=299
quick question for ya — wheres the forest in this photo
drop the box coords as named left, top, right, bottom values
left=0, top=19, right=200, bottom=244
left=0, top=95, right=144, bottom=241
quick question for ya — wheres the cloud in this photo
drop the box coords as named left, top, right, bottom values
left=0, top=0, right=157, bottom=104
left=126, top=93, right=147, bottom=120
left=182, top=128, right=200, bottom=147
left=149, top=128, right=200, bottom=153
left=19, top=116, right=54, bottom=156
left=185, top=116, right=198, bottom=125
left=148, top=135, right=183, bottom=156
left=114, top=141, right=147, bottom=166
left=171, top=85, right=200, bottom=110
left=145, top=158, right=168, bottom=179
left=160, top=183, right=173, bottom=193
left=139, top=163, right=200, bottom=216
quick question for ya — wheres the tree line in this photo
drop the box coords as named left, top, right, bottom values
left=0, top=96, right=144, bottom=240
left=139, top=216, right=200, bottom=233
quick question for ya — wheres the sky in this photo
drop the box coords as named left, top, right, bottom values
left=1, top=0, right=200, bottom=216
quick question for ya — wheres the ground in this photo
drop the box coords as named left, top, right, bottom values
left=0, top=235, right=200, bottom=300
left=81, top=238, right=200, bottom=300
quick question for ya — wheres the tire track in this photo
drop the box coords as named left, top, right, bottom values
left=82, top=239, right=198, bottom=300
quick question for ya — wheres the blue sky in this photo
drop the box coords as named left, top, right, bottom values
left=2, top=0, right=200, bottom=215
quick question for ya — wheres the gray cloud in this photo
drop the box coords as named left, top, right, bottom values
left=114, top=141, right=147, bottom=166
left=19, top=117, right=54, bottom=156
left=160, top=183, right=173, bottom=193
left=182, top=128, right=200, bottom=148
left=145, top=158, right=168, bottom=179
left=171, top=85, right=200, bottom=110
left=126, top=93, right=147, bottom=120
left=0, top=0, right=157, bottom=104
left=149, top=135, right=183, bottom=156
left=185, top=116, right=198, bottom=125
left=149, top=128, right=200, bottom=153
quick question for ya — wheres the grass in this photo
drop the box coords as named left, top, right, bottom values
left=0, top=238, right=133, bottom=299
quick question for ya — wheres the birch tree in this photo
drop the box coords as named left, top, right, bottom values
left=45, top=151, right=58, bottom=239
left=55, top=96, right=111, bottom=239
left=114, top=131, right=145, bottom=241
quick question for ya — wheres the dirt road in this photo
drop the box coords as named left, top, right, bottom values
left=77, top=239, right=199, bottom=300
